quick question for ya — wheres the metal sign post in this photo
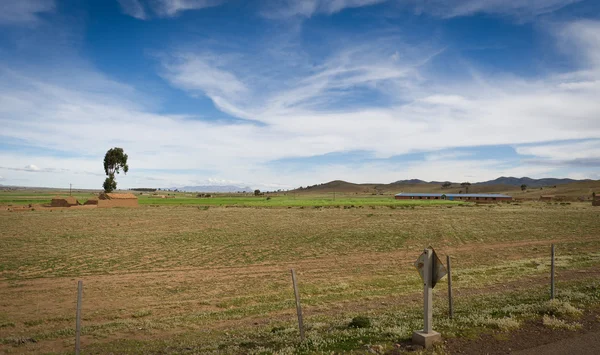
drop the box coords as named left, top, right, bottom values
left=412, top=247, right=443, bottom=348
left=290, top=269, right=305, bottom=341
left=75, top=280, right=83, bottom=355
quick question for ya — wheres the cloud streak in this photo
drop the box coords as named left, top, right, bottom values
left=409, top=0, right=584, bottom=19
left=0, top=0, right=55, bottom=25
left=116, top=0, right=226, bottom=19
left=117, top=0, right=147, bottom=20
left=262, top=0, right=386, bottom=18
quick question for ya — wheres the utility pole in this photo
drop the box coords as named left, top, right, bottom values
left=70, top=183, right=72, bottom=196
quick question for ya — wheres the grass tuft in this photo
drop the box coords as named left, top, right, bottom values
left=542, top=315, right=582, bottom=330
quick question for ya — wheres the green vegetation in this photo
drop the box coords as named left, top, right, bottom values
left=139, top=195, right=461, bottom=207
left=0, top=191, right=462, bottom=207
left=103, top=147, right=129, bottom=193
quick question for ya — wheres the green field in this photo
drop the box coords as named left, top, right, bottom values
left=139, top=195, right=460, bottom=207
left=1, top=199, right=599, bottom=354
left=0, top=190, right=461, bottom=207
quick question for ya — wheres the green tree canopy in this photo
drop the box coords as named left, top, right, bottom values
left=103, top=147, right=129, bottom=193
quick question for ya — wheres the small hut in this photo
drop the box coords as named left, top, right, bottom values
left=50, top=196, right=79, bottom=207
left=97, top=193, right=138, bottom=208
left=593, top=193, right=600, bottom=207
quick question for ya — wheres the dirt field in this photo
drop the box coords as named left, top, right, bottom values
left=1, top=202, right=599, bottom=353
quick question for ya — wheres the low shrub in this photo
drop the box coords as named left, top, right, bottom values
left=348, top=316, right=371, bottom=328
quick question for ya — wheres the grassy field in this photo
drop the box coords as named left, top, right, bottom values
left=0, top=200, right=599, bottom=354
left=0, top=190, right=461, bottom=207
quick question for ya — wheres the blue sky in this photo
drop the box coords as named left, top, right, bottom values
left=1, top=0, right=599, bottom=189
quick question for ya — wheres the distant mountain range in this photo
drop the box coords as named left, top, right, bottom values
left=170, top=185, right=252, bottom=193
left=393, top=176, right=590, bottom=188
left=473, top=177, right=588, bottom=188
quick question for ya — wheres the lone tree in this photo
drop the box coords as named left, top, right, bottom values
left=103, top=147, right=129, bottom=193
left=461, top=182, right=471, bottom=194
left=254, top=189, right=261, bottom=196
left=442, top=182, right=452, bottom=189
left=521, top=184, right=527, bottom=191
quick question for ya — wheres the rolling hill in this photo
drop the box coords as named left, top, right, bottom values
left=293, top=177, right=600, bottom=200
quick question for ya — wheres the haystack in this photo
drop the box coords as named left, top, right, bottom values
left=97, top=193, right=138, bottom=208
left=51, top=196, right=79, bottom=207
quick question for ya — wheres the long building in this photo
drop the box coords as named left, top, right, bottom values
left=394, top=192, right=512, bottom=202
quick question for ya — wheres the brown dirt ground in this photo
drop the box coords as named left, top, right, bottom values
left=443, top=306, right=600, bottom=355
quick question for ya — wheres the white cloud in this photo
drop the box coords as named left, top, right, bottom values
left=558, top=81, right=598, bottom=90
left=410, top=0, right=583, bottom=19
left=559, top=20, right=600, bottom=71
left=117, top=0, right=226, bottom=19
left=516, top=140, right=600, bottom=167
left=158, top=22, right=600, bottom=160
left=152, top=0, right=226, bottom=16
left=263, top=0, right=386, bottom=18
left=0, top=0, right=55, bottom=25
left=161, top=54, right=248, bottom=109
left=116, top=0, right=585, bottom=21
left=24, top=164, right=41, bottom=171
left=160, top=40, right=432, bottom=121
left=424, top=151, right=474, bottom=161
left=2, top=20, right=600, bottom=188
left=117, top=0, right=147, bottom=20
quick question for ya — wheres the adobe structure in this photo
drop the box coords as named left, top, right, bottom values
left=593, top=193, right=600, bottom=207
left=83, top=197, right=98, bottom=205
left=50, top=196, right=79, bottom=207
left=97, top=193, right=139, bottom=208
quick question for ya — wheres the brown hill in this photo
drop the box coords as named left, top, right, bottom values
left=293, top=180, right=600, bottom=200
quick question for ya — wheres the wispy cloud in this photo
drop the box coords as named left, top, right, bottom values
left=158, top=20, right=600, bottom=161
left=116, top=0, right=226, bottom=19
left=262, top=0, right=386, bottom=18
left=0, top=0, right=55, bottom=25
left=115, top=0, right=586, bottom=21
left=516, top=140, right=600, bottom=167
left=559, top=20, right=600, bottom=70
left=161, top=54, right=249, bottom=115
left=24, top=164, right=40, bottom=172
left=160, top=38, right=437, bottom=121
left=117, top=0, right=147, bottom=20
left=410, top=0, right=584, bottom=19
left=152, top=0, right=226, bottom=16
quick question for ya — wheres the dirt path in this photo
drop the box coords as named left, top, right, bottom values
left=445, top=307, right=600, bottom=354
left=513, top=331, right=600, bottom=355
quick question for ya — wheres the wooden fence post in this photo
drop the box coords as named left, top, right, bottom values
left=290, top=269, right=305, bottom=341
left=447, top=255, right=453, bottom=319
left=75, top=280, right=83, bottom=355
left=551, top=244, right=555, bottom=300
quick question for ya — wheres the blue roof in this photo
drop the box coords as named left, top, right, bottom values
left=395, top=193, right=511, bottom=198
